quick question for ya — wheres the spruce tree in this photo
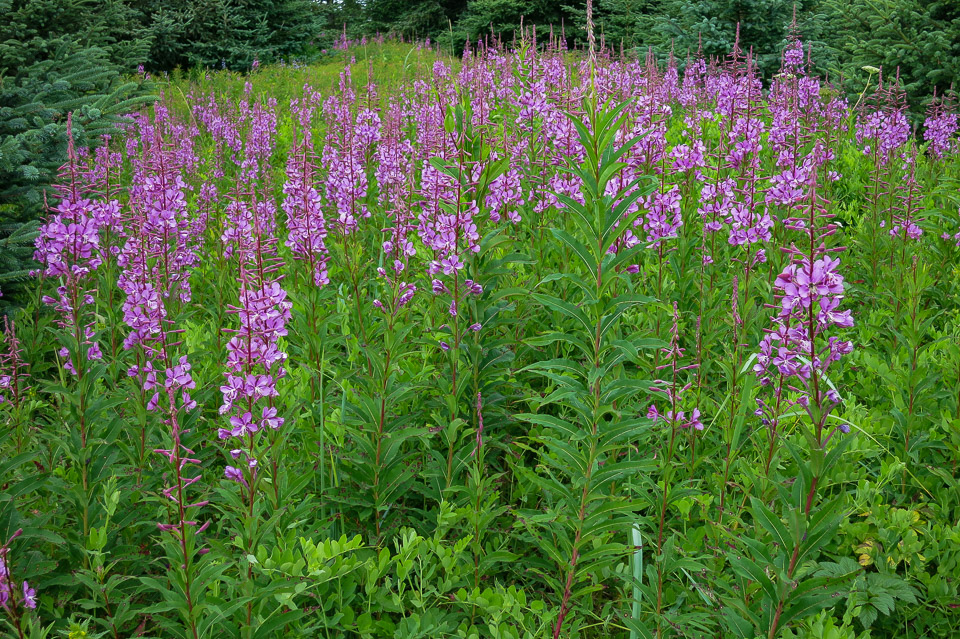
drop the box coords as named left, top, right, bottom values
left=644, top=0, right=806, bottom=76
left=135, top=0, right=326, bottom=71
left=0, top=220, right=40, bottom=312
left=366, top=0, right=465, bottom=41
left=821, top=0, right=960, bottom=112
left=1, top=0, right=154, bottom=222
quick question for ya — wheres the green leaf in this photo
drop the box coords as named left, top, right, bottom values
left=749, top=498, right=792, bottom=552
left=549, top=227, right=598, bottom=274
left=728, top=554, right=778, bottom=603
left=531, top=293, right=594, bottom=335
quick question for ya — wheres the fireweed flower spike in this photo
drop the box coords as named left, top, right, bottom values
left=220, top=179, right=291, bottom=496
left=889, top=144, right=925, bottom=242
left=376, top=102, right=418, bottom=273
left=220, top=179, right=291, bottom=628
left=322, top=67, right=380, bottom=235
left=754, top=159, right=854, bottom=516
left=283, top=101, right=331, bottom=287
left=119, top=133, right=205, bottom=473
left=0, top=531, right=36, bottom=636
left=924, top=88, right=958, bottom=159
left=35, top=116, right=112, bottom=380
left=0, top=318, right=32, bottom=452
left=856, top=71, right=910, bottom=168
left=371, top=128, right=422, bottom=322
left=116, top=133, right=208, bottom=638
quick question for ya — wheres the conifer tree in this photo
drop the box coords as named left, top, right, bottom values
left=822, top=0, right=960, bottom=112
left=1, top=0, right=154, bottom=222
left=136, top=0, right=326, bottom=71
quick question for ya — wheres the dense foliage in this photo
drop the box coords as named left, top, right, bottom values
left=2, top=36, right=959, bottom=638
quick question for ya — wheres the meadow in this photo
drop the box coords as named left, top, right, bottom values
left=1, top=36, right=960, bottom=638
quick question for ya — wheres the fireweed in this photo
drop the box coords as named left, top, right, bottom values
left=722, top=94, right=860, bottom=639
left=856, top=73, right=911, bottom=285
left=417, top=98, right=502, bottom=492
left=335, top=101, right=423, bottom=541
left=0, top=317, right=31, bottom=453
left=32, top=120, right=120, bottom=564
left=0, top=531, right=36, bottom=639
left=218, top=178, right=292, bottom=631
left=117, top=129, right=209, bottom=637
left=924, top=88, right=959, bottom=160
left=755, top=162, right=854, bottom=512
left=8, top=33, right=960, bottom=639
left=647, top=303, right=701, bottom=629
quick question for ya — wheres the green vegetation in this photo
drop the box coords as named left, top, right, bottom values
left=1, top=28, right=959, bottom=636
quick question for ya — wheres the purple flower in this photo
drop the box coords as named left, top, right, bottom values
left=143, top=361, right=158, bottom=391
left=397, top=283, right=416, bottom=307
left=252, top=374, right=276, bottom=399
left=925, top=109, right=958, bottom=158
left=856, top=106, right=910, bottom=165
left=687, top=408, right=703, bottom=431
left=219, top=374, right=244, bottom=412
left=230, top=412, right=258, bottom=436
left=669, top=141, right=706, bottom=171
left=783, top=39, right=804, bottom=68
left=643, top=188, right=683, bottom=246
left=225, top=466, right=248, bottom=486
left=774, top=256, right=846, bottom=317
left=21, top=581, right=35, bottom=609
left=441, top=254, right=463, bottom=275
left=165, top=356, right=195, bottom=390
left=261, top=406, right=283, bottom=430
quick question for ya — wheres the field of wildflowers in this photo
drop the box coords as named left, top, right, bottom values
left=2, top=32, right=960, bottom=639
